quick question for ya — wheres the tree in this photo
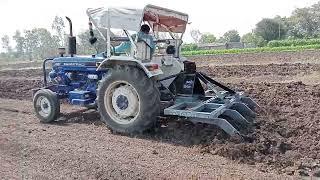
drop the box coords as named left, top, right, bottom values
left=77, top=29, right=107, bottom=54
left=51, top=16, right=66, bottom=46
left=216, top=37, right=226, bottom=43
left=273, top=16, right=290, bottom=36
left=1, top=35, right=12, bottom=53
left=241, top=32, right=266, bottom=47
left=199, top=33, right=216, bottom=44
left=287, top=5, right=320, bottom=38
left=77, top=30, right=96, bottom=55
left=190, top=29, right=202, bottom=43
left=12, top=30, right=25, bottom=57
left=223, top=30, right=240, bottom=42
left=255, top=18, right=286, bottom=41
left=24, top=28, right=59, bottom=60
left=36, top=29, right=60, bottom=58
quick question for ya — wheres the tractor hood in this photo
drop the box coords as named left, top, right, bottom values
left=86, top=4, right=189, bottom=35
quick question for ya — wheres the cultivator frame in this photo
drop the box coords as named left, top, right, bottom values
left=161, top=68, right=259, bottom=137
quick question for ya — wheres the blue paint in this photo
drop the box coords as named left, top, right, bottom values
left=48, top=55, right=107, bottom=106
left=116, top=95, right=129, bottom=110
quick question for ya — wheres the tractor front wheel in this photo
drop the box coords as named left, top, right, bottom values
left=97, top=65, right=160, bottom=134
left=33, top=89, right=60, bottom=123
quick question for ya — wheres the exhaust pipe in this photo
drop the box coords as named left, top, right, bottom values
left=65, top=16, right=76, bottom=57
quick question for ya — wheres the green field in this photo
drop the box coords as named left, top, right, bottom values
left=182, top=44, right=320, bottom=56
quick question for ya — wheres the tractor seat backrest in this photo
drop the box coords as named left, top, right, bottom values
left=136, top=41, right=151, bottom=61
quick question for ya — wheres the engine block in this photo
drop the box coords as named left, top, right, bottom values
left=48, top=56, right=106, bottom=105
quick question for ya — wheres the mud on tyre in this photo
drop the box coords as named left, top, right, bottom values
left=97, top=65, right=160, bottom=134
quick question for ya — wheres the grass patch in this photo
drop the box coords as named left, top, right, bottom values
left=182, top=44, right=320, bottom=56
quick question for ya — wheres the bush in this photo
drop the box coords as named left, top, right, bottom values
left=267, top=39, right=320, bottom=47
left=181, top=43, right=199, bottom=51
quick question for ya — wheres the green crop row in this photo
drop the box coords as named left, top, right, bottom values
left=267, top=39, right=320, bottom=47
left=181, top=44, right=320, bottom=56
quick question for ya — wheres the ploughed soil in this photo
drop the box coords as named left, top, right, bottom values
left=188, top=50, right=320, bottom=66
left=199, top=63, right=320, bottom=78
left=1, top=50, right=320, bottom=179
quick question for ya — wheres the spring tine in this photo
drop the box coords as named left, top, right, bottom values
left=231, top=102, right=256, bottom=121
left=222, top=109, right=250, bottom=126
left=189, top=117, right=240, bottom=136
left=240, top=97, right=260, bottom=110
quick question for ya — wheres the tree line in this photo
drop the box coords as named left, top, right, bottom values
left=189, top=1, right=320, bottom=48
left=0, top=16, right=101, bottom=61
left=2, top=1, right=320, bottom=59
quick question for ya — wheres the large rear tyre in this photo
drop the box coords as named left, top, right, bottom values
left=97, top=65, right=160, bottom=134
left=33, top=89, right=60, bottom=123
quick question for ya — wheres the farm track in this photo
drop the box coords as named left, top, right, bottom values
left=1, top=50, right=320, bottom=179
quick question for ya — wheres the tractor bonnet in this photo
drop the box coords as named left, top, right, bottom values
left=86, top=4, right=189, bottom=36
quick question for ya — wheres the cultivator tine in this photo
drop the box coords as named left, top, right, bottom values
left=240, top=97, right=260, bottom=110
left=221, top=109, right=250, bottom=126
left=190, top=118, right=240, bottom=137
left=231, top=102, right=256, bottom=122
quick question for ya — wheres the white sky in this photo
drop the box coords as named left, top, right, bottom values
left=0, top=0, right=319, bottom=44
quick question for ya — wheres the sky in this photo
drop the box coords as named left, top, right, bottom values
left=0, top=0, right=319, bottom=45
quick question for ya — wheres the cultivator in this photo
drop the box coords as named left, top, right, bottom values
left=32, top=4, right=258, bottom=138
left=160, top=61, right=258, bottom=136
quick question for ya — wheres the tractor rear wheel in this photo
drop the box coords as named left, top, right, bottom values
left=97, top=65, right=160, bottom=134
left=33, top=89, right=60, bottom=123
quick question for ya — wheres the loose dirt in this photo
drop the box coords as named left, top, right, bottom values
left=1, top=50, right=320, bottom=179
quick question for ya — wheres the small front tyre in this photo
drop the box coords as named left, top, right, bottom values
left=33, top=89, right=60, bottom=123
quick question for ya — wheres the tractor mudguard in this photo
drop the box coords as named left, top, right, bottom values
left=96, top=56, right=163, bottom=78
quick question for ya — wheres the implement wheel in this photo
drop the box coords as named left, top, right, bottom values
left=97, top=65, right=160, bottom=134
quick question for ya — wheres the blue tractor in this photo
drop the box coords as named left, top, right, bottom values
left=32, top=5, right=258, bottom=137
